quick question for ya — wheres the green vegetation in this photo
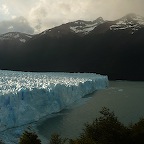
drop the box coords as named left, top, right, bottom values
left=19, top=130, right=41, bottom=144
left=69, top=107, right=130, bottom=144
left=15, top=107, right=144, bottom=144
left=0, top=140, right=4, bottom=144
left=50, top=133, right=67, bottom=144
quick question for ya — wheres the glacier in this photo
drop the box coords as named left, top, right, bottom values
left=0, top=70, right=108, bottom=132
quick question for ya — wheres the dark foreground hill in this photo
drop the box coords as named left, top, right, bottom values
left=0, top=14, right=144, bottom=80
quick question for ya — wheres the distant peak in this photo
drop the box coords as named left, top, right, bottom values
left=125, top=13, right=138, bottom=17
left=69, top=17, right=105, bottom=35
left=117, top=13, right=144, bottom=25
left=94, top=17, right=104, bottom=22
left=97, top=17, right=103, bottom=20
left=122, top=13, right=144, bottom=20
left=110, top=13, right=144, bottom=34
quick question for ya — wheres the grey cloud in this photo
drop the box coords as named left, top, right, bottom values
left=28, top=0, right=93, bottom=32
left=58, top=3, right=71, bottom=13
left=30, top=6, right=47, bottom=32
left=32, top=6, right=47, bottom=18
left=0, top=16, right=34, bottom=35
left=86, top=0, right=144, bottom=20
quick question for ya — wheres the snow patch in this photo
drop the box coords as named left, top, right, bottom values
left=41, top=29, right=52, bottom=35
left=19, top=38, right=26, bottom=43
left=70, top=19, right=104, bottom=35
left=3, top=33, right=13, bottom=37
left=0, top=33, right=32, bottom=41
left=110, top=19, right=142, bottom=34
left=110, top=14, right=144, bottom=34
left=8, top=26, right=14, bottom=30
left=14, top=34, right=19, bottom=39
left=132, top=15, right=144, bottom=25
left=70, top=23, right=98, bottom=34
left=26, top=35, right=32, bottom=38
left=41, top=31, right=46, bottom=35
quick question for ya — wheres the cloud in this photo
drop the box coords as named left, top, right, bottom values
left=85, top=0, right=144, bottom=20
left=0, top=0, right=144, bottom=34
left=28, top=0, right=92, bottom=33
left=27, top=0, right=144, bottom=33
left=0, top=4, right=9, bottom=15
left=0, top=16, right=34, bottom=34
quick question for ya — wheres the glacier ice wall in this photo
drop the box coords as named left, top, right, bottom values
left=0, top=71, right=108, bottom=131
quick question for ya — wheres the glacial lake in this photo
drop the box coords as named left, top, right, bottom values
left=36, top=81, right=144, bottom=141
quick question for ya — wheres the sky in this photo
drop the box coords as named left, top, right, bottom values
left=0, top=0, right=144, bottom=34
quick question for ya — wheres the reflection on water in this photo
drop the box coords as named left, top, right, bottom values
left=36, top=81, right=144, bottom=140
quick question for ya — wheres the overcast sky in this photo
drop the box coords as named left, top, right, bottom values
left=0, top=0, right=144, bottom=34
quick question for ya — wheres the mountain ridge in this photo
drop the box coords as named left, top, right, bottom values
left=0, top=13, right=144, bottom=81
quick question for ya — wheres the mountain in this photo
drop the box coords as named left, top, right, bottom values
left=0, top=32, right=33, bottom=69
left=0, top=32, right=33, bottom=42
left=0, top=32, right=33, bottom=51
left=0, top=14, right=144, bottom=80
left=40, top=17, right=105, bottom=37
left=111, top=13, right=144, bottom=34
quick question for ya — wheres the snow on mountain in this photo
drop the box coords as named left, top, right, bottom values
left=0, top=32, right=33, bottom=43
left=110, top=14, right=144, bottom=34
left=70, top=17, right=105, bottom=35
left=0, top=70, right=108, bottom=131
left=19, top=38, right=26, bottom=43
left=40, top=17, right=105, bottom=37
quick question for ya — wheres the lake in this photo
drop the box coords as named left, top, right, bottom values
left=36, top=81, right=144, bottom=141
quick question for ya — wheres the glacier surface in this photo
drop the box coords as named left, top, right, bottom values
left=0, top=70, right=108, bottom=131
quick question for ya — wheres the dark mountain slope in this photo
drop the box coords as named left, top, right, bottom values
left=0, top=14, right=144, bottom=80
left=0, top=32, right=34, bottom=69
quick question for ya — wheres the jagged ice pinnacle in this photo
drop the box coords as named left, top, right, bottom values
left=0, top=71, right=108, bottom=131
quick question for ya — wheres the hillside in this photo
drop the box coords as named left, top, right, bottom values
left=0, top=14, right=144, bottom=80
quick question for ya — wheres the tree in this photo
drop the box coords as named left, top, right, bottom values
left=18, top=107, right=144, bottom=144
left=19, top=130, right=41, bottom=144
left=50, top=133, right=67, bottom=144
left=130, top=118, right=144, bottom=144
left=72, top=107, right=130, bottom=144
left=0, top=140, right=4, bottom=144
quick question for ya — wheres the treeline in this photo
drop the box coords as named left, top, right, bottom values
left=1, top=107, right=144, bottom=144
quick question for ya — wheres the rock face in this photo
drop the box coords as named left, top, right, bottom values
left=0, top=14, right=144, bottom=80
left=0, top=71, right=108, bottom=131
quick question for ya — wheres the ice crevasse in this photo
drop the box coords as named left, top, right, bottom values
left=0, top=71, right=108, bottom=131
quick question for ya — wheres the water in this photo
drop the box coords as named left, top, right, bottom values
left=36, top=81, right=144, bottom=140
